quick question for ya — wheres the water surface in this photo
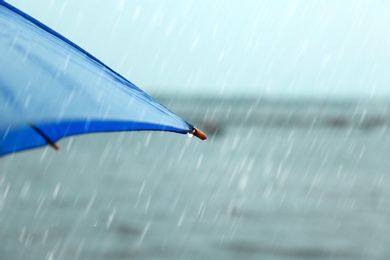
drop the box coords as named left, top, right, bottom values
left=1, top=98, right=390, bottom=259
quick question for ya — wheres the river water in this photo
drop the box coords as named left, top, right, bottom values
left=1, top=98, right=390, bottom=259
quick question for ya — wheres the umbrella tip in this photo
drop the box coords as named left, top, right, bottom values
left=50, top=143, right=60, bottom=151
left=192, top=127, right=207, bottom=141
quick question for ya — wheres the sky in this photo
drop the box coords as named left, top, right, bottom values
left=6, top=0, right=390, bottom=98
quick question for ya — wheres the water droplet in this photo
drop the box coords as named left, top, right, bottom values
left=177, top=211, right=186, bottom=227
left=138, top=221, right=151, bottom=244
left=145, top=196, right=151, bottom=214
left=18, top=227, right=27, bottom=242
left=20, top=182, right=31, bottom=200
left=106, top=208, right=116, bottom=229
left=52, top=183, right=60, bottom=200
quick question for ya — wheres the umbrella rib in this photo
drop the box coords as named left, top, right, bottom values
left=28, top=123, right=60, bottom=151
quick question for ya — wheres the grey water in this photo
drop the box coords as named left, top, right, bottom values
left=1, top=98, right=390, bottom=259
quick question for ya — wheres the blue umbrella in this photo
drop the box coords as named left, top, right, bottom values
left=0, top=1, right=206, bottom=156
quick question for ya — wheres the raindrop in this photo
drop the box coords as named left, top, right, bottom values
left=35, top=193, right=46, bottom=216
left=177, top=211, right=186, bottom=227
left=145, top=196, right=151, bottom=214
left=196, top=154, right=203, bottom=169
left=106, top=208, right=116, bottom=229
left=138, top=221, right=151, bottom=244
left=359, top=145, right=366, bottom=159
left=46, top=251, right=54, bottom=260
left=190, top=36, right=200, bottom=51
left=0, top=183, right=10, bottom=211
left=212, top=22, right=219, bottom=39
left=170, top=195, right=180, bottom=213
left=238, top=174, right=248, bottom=192
left=132, top=6, right=141, bottom=21
left=75, top=239, right=85, bottom=259
left=117, top=0, right=125, bottom=9
left=144, top=133, right=152, bottom=147
left=75, top=10, right=84, bottom=26
left=18, top=227, right=27, bottom=242
left=20, top=182, right=31, bottom=201
left=42, top=230, right=49, bottom=246
left=52, top=183, right=60, bottom=200
left=197, top=203, right=206, bottom=220
left=85, top=192, right=96, bottom=215
left=66, top=137, right=73, bottom=152
left=23, top=94, right=31, bottom=108
left=263, top=185, right=272, bottom=199
left=39, top=148, right=49, bottom=162
left=138, top=181, right=145, bottom=198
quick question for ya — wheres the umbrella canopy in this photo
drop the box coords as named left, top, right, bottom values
left=0, top=2, right=206, bottom=156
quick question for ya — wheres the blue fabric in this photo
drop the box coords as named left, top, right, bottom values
left=0, top=2, right=193, bottom=156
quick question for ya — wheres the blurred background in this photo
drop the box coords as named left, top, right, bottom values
left=2, top=0, right=390, bottom=259
left=6, top=0, right=390, bottom=98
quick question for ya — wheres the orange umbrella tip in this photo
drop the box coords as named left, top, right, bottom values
left=50, top=143, right=60, bottom=151
left=192, top=127, right=207, bottom=141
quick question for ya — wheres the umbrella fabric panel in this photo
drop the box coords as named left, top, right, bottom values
left=0, top=120, right=188, bottom=155
left=0, top=125, right=47, bottom=155
left=0, top=2, right=193, bottom=155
